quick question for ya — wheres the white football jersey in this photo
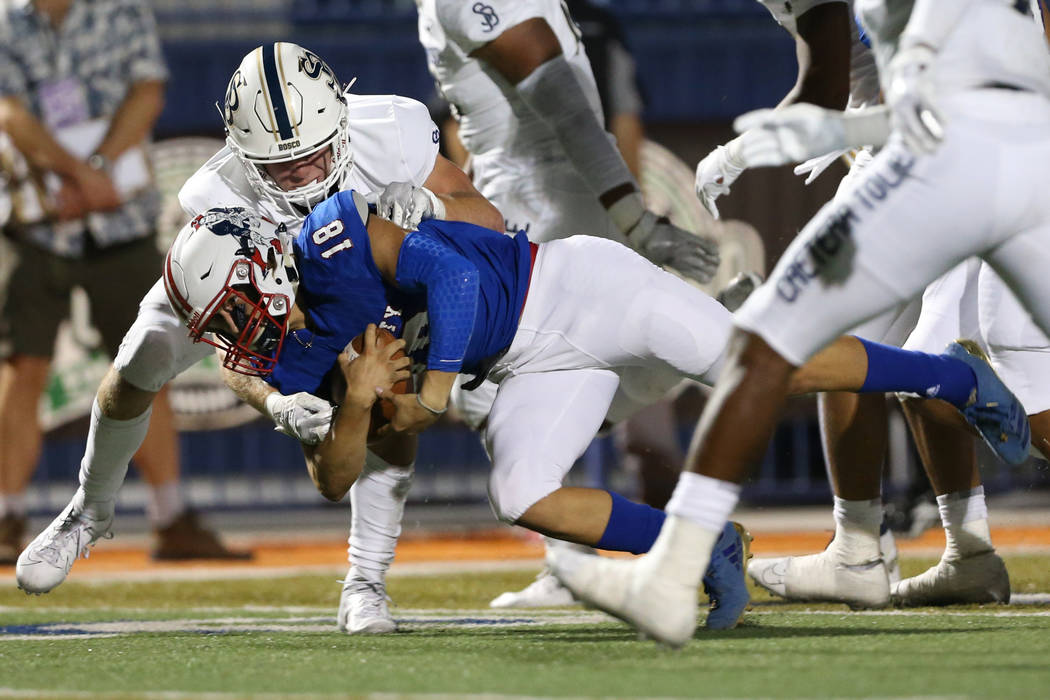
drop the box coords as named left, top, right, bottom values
left=758, top=0, right=881, bottom=108
left=855, top=0, right=1050, bottom=98
left=416, top=0, right=604, bottom=162
left=179, top=93, right=441, bottom=235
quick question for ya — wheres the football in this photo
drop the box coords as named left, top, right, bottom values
left=349, top=327, right=410, bottom=441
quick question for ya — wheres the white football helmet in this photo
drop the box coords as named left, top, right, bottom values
left=164, top=207, right=299, bottom=376
left=220, top=42, right=353, bottom=214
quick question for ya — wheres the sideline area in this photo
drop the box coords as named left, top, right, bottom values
left=4, top=509, right=1050, bottom=584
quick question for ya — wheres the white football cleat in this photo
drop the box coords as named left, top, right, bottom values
left=549, top=516, right=710, bottom=648
left=891, top=551, right=1010, bottom=606
left=16, top=500, right=113, bottom=595
left=338, top=579, right=397, bottom=635
left=748, top=547, right=890, bottom=609
left=490, top=568, right=578, bottom=608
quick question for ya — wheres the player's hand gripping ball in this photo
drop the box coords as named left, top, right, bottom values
left=341, top=325, right=412, bottom=442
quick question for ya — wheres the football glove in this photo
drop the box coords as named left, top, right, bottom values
left=264, top=391, right=334, bottom=445
left=694, top=144, right=746, bottom=220
left=374, top=182, right=446, bottom=230
left=609, top=192, right=720, bottom=284
left=886, top=44, right=944, bottom=154
left=793, top=149, right=851, bottom=185
left=732, top=104, right=850, bottom=168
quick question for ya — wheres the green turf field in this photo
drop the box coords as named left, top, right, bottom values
left=2, top=554, right=1050, bottom=699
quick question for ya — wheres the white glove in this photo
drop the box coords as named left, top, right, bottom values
left=609, top=193, right=720, bottom=284
left=732, top=104, right=849, bottom=168
left=886, top=44, right=944, bottom=154
left=793, top=149, right=851, bottom=185
left=264, top=391, right=334, bottom=445
left=373, top=182, right=446, bottom=229
left=694, top=144, right=745, bottom=220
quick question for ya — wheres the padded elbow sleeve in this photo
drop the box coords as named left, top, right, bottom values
left=516, top=55, right=636, bottom=196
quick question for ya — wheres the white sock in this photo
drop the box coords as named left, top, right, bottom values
left=0, top=492, right=27, bottom=519
left=937, top=486, right=993, bottom=560
left=146, top=480, right=185, bottom=529
left=347, top=451, right=414, bottom=584
left=665, top=472, right=740, bottom=534
left=830, top=496, right=882, bottom=561
left=77, top=398, right=152, bottom=517
left=645, top=515, right=720, bottom=589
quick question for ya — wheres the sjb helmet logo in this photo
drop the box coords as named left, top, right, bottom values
left=223, top=70, right=246, bottom=126
left=220, top=43, right=355, bottom=213
left=297, top=50, right=341, bottom=98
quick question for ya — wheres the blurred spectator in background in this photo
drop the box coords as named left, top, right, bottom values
left=0, top=0, right=247, bottom=564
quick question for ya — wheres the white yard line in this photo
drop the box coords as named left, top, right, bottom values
left=23, top=558, right=547, bottom=585
left=0, top=690, right=974, bottom=700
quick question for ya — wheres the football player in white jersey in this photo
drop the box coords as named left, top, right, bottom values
left=735, top=0, right=1050, bottom=609
left=550, top=0, right=1050, bottom=646
left=695, top=0, right=1017, bottom=610
left=695, top=0, right=914, bottom=609
left=415, top=0, right=728, bottom=608
left=15, top=42, right=502, bottom=636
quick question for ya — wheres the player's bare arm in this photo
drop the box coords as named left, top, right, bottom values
left=470, top=17, right=561, bottom=82
left=782, top=3, right=851, bottom=109
left=696, top=0, right=852, bottom=216
left=304, top=324, right=411, bottom=501
left=422, top=155, right=503, bottom=231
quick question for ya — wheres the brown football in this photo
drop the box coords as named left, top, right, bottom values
left=349, top=328, right=410, bottom=442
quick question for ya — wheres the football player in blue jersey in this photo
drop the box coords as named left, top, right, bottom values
left=160, top=196, right=1029, bottom=633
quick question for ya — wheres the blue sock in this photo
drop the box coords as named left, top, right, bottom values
left=858, top=337, right=976, bottom=406
left=596, top=491, right=666, bottom=555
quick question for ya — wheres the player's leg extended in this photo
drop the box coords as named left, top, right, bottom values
left=748, top=300, right=921, bottom=607
left=17, top=283, right=210, bottom=593
left=339, top=434, right=416, bottom=635
left=551, top=130, right=1014, bottom=645
left=894, top=261, right=1050, bottom=606
left=486, top=369, right=621, bottom=545
left=486, top=367, right=748, bottom=629
left=893, top=399, right=1011, bottom=605
left=746, top=392, right=892, bottom=609
left=978, top=262, right=1050, bottom=463
left=883, top=261, right=1005, bottom=602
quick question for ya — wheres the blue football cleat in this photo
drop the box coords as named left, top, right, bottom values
left=702, top=521, right=751, bottom=630
left=944, top=340, right=1031, bottom=465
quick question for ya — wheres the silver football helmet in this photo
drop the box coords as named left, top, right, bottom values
left=219, top=42, right=353, bottom=214
left=164, top=207, right=299, bottom=376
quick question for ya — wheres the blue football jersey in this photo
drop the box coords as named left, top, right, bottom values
left=268, top=190, right=531, bottom=396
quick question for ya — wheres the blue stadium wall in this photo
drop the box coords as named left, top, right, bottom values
left=154, top=3, right=796, bottom=137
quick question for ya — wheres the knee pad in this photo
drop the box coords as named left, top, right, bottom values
left=113, top=325, right=182, bottom=393
left=487, top=459, right=562, bottom=524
